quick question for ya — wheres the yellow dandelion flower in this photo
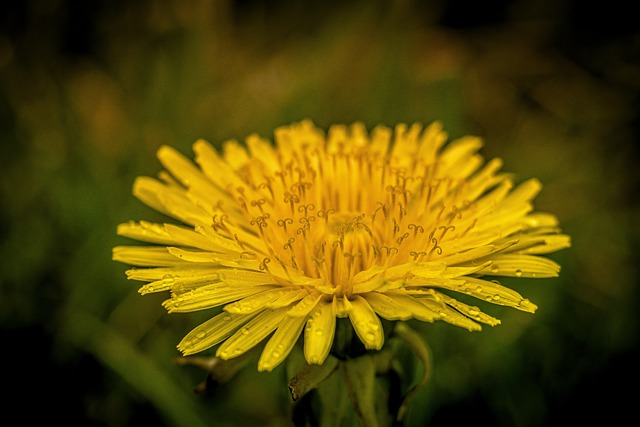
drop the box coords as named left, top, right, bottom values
left=113, top=120, right=570, bottom=372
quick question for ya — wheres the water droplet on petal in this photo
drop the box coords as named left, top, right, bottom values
left=163, top=274, right=175, bottom=284
left=196, top=331, right=206, bottom=339
left=515, top=269, right=523, bottom=277
left=491, top=264, right=500, bottom=273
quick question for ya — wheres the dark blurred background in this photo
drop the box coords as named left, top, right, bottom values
left=1, top=0, right=638, bottom=425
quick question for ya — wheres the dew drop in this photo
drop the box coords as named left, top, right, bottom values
left=305, top=320, right=314, bottom=331
left=163, top=274, right=175, bottom=284
left=271, top=350, right=282, bottom=358
left=515, top=269, right=523, bottom=277
left=491, top=264, right=500, bottom=273
left=196, top=331, right=206, bottom=339
left=492, top=294, right=501, bottom=301
left=475, top=286, right=483, bottom=293
left=241, top=327, right=250, bottom=335
left=314, top=329, right=324, bottom=337
left=146, top=285, right=155, bottom=292
left=222, top=314, right=232, bottom=321
left=519, top=298, right=532, bottom=308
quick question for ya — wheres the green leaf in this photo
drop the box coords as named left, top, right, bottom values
left=288, top=355, right=340, bottom=401
left=392, top=322, right=433, bottom=422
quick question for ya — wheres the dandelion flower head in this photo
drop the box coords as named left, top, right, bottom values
left=113, top=120, right=570, bottom=372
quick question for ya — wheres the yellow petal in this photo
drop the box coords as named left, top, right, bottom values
left=363, top=292, right=412, bottom=320
left=464, top=157, right=505, bottom=201
left=510, top=233, right=571, bottom=254
left=479, top=254, right=561, bottom=278
left=156, top=190, right=212, bottom=225
left=112, top=246, right=183, bottom=267
left=416, top=121, right=446, bottom=164
left=304, top=300, right=336, bottom=365
left=163, top=284, right=278, bottom=313
left=138, top=271, right=221, bottom=295
left=157, top=145, right=217, bottom=195
left=502, top=178, right=542, bottom=206
left=217, top=308, right=288, bottom=359
left=258, top=315, right=307, bottom=372
left=246, top=134, right=280, bottom=175
left=166, top=247, right=218, bottom=263
left=348, top=296, right=384, bottom=350
left=131, top=176, right=176, bottom=217
left=287, top=292, right=323, bottom=317
left=178, top=311, right=257, bottom=355
left=436, top=245, right=500, bottom=266
left=193, top=139, right=247, bottom=190
left=269, top=289, right=309, bottom=310
left=383, top=292, right=441, bottom=322
left=224, top=288, right=295, bottom=314
left=117, top=221, right=175, bottom=245
left=443, top=296, right=501, bottom=327
left=163, top=224, right=225, bottom=251
left=332, top=296, right=352, bottom=317
left=217, top=268, right=275, bottom=286
left=223, top=139, right=250, bottom=169
left=125, top=265, right=220, bottom=282
left=438, top=136, right=483, bottom=172
left=431, top=302, right=482, bottom=331
left=461, top=277, right=538, bottom=312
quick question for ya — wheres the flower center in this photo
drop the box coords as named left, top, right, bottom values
left=226, top=129, right=475, bottom=297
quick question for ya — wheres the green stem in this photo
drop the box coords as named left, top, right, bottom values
left=343, top=354, right=380, bottom=427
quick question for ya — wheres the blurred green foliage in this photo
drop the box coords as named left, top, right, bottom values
left=1, top=0, right=639, bottom=425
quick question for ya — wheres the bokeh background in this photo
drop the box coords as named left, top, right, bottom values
left=1, top=0, right=638, bottom=425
